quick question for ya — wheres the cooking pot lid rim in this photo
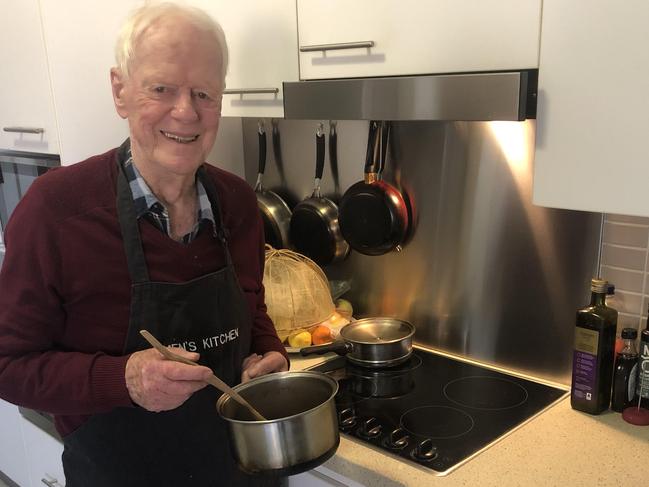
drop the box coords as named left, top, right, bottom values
left=342, top=317, right=415, bottom=343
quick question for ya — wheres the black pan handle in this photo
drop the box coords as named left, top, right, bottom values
left=329, top=121, right=340, bottom=193
left=378, top=121, right=391, bottom=176
left=257, top=122, right=267, bottom=175
left=272, top=120, right=281, bottom=166
left=364, top=121, right=381, bottom=176
left=315, top=124, right=326, bottom=180
left=300, top=340, right=353, bottom=357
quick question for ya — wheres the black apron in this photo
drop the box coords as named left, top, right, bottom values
left=62, top=147, right=282, bottom=487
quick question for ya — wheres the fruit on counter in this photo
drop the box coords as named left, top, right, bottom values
left=311, top=325, right=333, bottom=345
left=288, top=329, right=312, bottom=348
left=335, top=298, right=353, bottom=318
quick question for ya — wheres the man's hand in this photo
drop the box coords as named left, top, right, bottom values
left=241, top=351, right=288, bottom=383
left=125, top=347, right=213, bottom=412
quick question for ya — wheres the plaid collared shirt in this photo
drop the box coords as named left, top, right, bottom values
left=123, top=152, right=215, bottom=244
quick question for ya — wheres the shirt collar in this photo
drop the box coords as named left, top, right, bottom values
left=123, top=150, right=214, bottom=224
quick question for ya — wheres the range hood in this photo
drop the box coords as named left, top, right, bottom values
left=283, top=70, right=537, bottom=121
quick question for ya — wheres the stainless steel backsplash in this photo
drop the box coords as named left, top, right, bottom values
left=239, top=119, right=601, bottom=385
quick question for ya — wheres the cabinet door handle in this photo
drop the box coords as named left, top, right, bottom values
left=299, top=41, right=374, bottom=52
left=223, top=88, right=279, bottom=95
left=41, top=477, right=62, bottom=487
left=3, top=126, right=45, bottom=134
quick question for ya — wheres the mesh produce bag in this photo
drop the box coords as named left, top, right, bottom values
left=263, top=246, right=335, bottom=337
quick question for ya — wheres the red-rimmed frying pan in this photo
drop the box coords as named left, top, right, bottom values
left=254, top=121, right=292, bottom=249
left=338, top=121, right=410, bottom=255
left=289, top=123, right=349, bottom=266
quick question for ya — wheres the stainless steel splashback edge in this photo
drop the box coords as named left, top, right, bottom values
left=283, top=70, right=537, bottom=121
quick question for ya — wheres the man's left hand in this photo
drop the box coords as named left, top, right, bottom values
left=241, top=351, right=288, bottom=383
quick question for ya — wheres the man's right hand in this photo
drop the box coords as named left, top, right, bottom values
left=125, top=347, right=213, bottom=412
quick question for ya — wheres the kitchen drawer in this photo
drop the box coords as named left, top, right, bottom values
left=297, top=0, right=541, bottom=80
left=0, top=400, right=29, bottom=487
left=20, top=417, right=65, bottom=487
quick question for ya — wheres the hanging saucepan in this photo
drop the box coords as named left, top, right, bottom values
left=300, top=317, right=415, bottom=368
left=289, top=123, right=349, bottom=266
left=338, top=121, right=410, bottom=255
left=216, top=371, right=339, bottom=476
left=254, top=120, right=292, bottom=249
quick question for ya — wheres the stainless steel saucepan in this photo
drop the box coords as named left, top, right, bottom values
left=300, top=317, right=415, bottom=368
left=216, top=371, right=339, bottom=476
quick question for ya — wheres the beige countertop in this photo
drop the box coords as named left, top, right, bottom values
left=290, top=352, right=649, bottom=486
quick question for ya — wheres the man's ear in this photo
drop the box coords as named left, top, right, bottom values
left=110, top=68, right=129, bottom=119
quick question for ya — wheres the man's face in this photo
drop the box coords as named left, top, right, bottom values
left=111, top=18, right=223, bottom=178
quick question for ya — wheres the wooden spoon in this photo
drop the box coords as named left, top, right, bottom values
left=139, top=330, right=267, bottom=421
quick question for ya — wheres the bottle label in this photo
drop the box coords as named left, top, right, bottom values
left=638, top=341, right=649, bottom=399
left=572, top=327, right=599, bottom=401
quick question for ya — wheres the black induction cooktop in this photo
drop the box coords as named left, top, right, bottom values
left=309, top=349, right=567, bottom=475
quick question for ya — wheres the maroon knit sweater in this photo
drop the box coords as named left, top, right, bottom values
left=0, top=147, right=287, bottom=437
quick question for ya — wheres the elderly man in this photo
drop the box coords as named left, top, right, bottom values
left=0, top=2, right=288, bottom=486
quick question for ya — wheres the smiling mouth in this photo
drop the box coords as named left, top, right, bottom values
left=161, top=131, right=200, bottom=143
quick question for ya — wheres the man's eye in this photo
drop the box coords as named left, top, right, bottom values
left=195, top=91, right=210, bottom=100
left=153, top=86, right=167, bottom=93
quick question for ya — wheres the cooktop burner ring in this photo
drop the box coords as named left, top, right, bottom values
left=400, top=405, right=475, bottom=440
left=333, top=375, right=378, bottom=407
left=443, top=375, right=529, bottom=411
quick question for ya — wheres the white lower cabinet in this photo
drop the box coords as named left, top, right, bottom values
left=20, top=418, right=65, bottom=487
left=289, top=466, right=365, bottom=487
left=0, top=400, right=29, bottom=486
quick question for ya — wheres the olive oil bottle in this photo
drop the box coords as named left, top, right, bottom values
left=570, top=278, right=618, bottom=414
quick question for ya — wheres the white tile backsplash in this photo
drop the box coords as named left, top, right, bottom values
left=602, top=221, right=649, bottom=247
left=600, top=214, right=649, bottom=331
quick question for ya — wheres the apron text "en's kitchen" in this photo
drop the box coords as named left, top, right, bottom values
left=169, top=328, right=239, bottom=352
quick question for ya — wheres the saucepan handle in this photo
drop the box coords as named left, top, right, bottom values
left=257, top=122, right=267, bottom=175
left=300, top=340, right=353, bottom=357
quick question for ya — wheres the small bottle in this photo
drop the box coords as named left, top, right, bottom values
left=611, top=327, right=638, bottom=412
left=570, top=278, right=618, bottom=415
left=605, top=285, right=624, bottom=357
left=636, top=328, right=649, bottom=408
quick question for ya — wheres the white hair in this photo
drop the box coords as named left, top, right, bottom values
left=114, top=1, right=228, bottom=85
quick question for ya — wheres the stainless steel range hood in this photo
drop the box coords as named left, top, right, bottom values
left=283, top=70, right=537, bottom=121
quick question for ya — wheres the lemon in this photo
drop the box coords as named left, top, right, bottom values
left=335, top=298, right=353, bottom=317
left=288, top=329, right=312, bottom=348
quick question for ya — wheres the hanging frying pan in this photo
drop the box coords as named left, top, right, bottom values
left=254, top=121, right=292, bottom=249
left=338, top=121, right=410, bottom=255
left=289, top=122, right=349, bottom=266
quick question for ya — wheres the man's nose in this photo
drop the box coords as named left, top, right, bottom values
left=171, top=90, right=199, bottom=121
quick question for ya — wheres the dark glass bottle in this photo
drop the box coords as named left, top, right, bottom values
left=611, top=327, right=638, bottom=412
left=570, top=278, right=618, bottom=414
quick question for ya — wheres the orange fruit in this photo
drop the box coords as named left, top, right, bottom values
left=311, top=325, right=333, bottom=345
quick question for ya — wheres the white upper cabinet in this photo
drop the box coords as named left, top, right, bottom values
left=533, top=0, right=649, bottom=216
left=39, top=1, right=297, bottom=165
left=296, top=0, right=542, bottom=80
left=0, top=0, right=59, bottom=154
left=39, top=0, right=135, bottom=165
left=192, top=0, right=299, bottom=118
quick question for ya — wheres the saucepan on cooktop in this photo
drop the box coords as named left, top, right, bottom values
left=300, top=317, right=415, bottom=368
